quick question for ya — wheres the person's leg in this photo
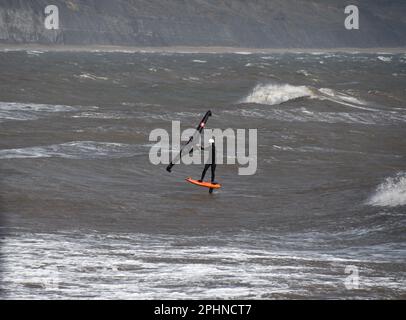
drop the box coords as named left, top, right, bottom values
left=200, top=164, right=210, bottom=181
left=211, top=164, right=216, bottom=183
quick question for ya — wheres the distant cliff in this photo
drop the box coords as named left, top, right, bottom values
left=0, top=0, right=405, bottom=48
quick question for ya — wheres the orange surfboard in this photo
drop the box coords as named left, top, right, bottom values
left=186, top=177, right=221, bottom=189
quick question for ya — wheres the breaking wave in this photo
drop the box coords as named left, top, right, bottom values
left=242, top=83, right=313, bottom=106
left=317, top=88, right=375, bottom=111
left=2, top=230, right=404, bottom=299
left=241, top=83, right=372, bottom=110
left=367, top=172, right=406, bottom=207
left=377, top=56, right=392, bottom=62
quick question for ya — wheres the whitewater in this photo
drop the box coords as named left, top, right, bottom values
left=0, top=50, right=405, bottom=299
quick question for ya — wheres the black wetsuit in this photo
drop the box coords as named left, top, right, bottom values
left=201, top=142, right=216, bottom=183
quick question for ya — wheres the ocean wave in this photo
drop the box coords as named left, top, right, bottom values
left=296, top=70, right=311, bottom=77
left=0, top=101, right=82, bottom=122
left=367, top=172, right=406, bottom=207
left=75, top=73, right=109, bottom=81
left=241, top=83, right=376, bottom=111
left=234, top=51, right=252, bottom=55
left=0, top=102, right=76, bottom=113
left=0, top=141, right=142, bottom=160
left=72, top=112, right=127, bottom=119
left=26, top=50, right=44, bottom=56
left=317, top=88, right=375, bottom=111
left=271, top=144, right=364, bottom=155
left=242, top=83, right=313, bottom=106
left=224, top=107, right=406, bottom=125
left=1, top=231, right=404, bottom=299
left=377, top=56, right=392, bottom=62
left=182, top=76, right=201, bottom=82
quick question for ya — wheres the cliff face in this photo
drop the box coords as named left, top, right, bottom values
left=0, top=0, right=405, bottom=48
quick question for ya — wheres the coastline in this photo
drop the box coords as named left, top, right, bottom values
left=1, top=44, right=405, bottom=54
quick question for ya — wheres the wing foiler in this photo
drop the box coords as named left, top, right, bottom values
left=166, top=110, right=212, bottom=172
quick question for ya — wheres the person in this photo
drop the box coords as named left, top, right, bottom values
left=199, top=138, right=217, bottom=185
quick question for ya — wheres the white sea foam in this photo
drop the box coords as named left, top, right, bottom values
left=72, top=112, right=126, bottom=119
left=234, top=51, right=253, bottom=55
left=0, top=102, right=76, bottom=113
left=192, top=59, right=207, bottom=63
left=0, top=101, right=80, bottom=122
left=296, top=70, right=311, bottom=77
left=76, top=73, right=109, bottom=81
left=26, top=50, right=44, bottom=56
left=224, top=107, right=406, bottom=125
left=377, top=56, right=392, bottom=62
left=317, top=88, right=375, bottom=111
left=367, top=172, right=406, bottom=207
left=182, top=76, right=200, bottom=82
left=0, top=141, right=142, bottom=160
left=272, top=144, right=351, bottom=154
left=241, top=83, right=375, bottom=111
left=1, top=231, right=403, bottom=299
left=242, top=83, right=314, bottom=106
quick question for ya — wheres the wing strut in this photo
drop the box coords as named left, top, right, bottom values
left=166, top=110, right=212, bottom=172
